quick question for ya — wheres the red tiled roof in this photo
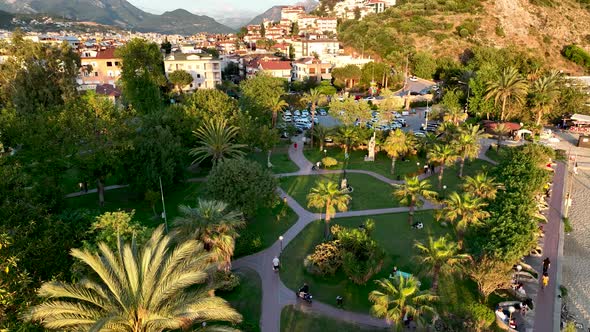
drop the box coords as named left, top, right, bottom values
left=259, top=61, right=292, bottom=70
left=94, top=48, right=118, bottom=60
left=96, top=84, right=121, bottom=97
left=482, top=121, right=521, bottom=131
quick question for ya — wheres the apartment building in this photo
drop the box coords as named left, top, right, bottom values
left=257, top=61, right=293, bottom=81
left=281, top=6, right=306, bottom=22
left=292, top=57, right=332, bottom=82
left=164, top=52, right=221, bottom=90
left=291, top=38, right=340, bottom=59
left=78, top=48, right=122, bottom=86
left=316, top=17, right=338, bottom=34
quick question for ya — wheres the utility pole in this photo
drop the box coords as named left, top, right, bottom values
left=159, top=177, right=169, bottom=233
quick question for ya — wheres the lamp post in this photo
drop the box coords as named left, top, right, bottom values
left=508, top=306, right=515, bottom=320
left=279, top=235, right=284, bottom=252
left=442, top=185, right=447, bottom=199
left=323, top=149, right=327, bottom=157
left=417, top=162, right=420, bottom=174
left=516, top=264, right=522, bottom=284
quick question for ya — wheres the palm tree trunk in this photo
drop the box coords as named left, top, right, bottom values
left=457, top=230, right=464, bottom=249
left=432, top=264, right=441, bottom=292
left=310, top=103, right=316, bottom=147
left=97, top=177, right=105, bottom=207
left=408, top=200, right=415, bottom=224
left=438, top=166, right=444, bottom=189
left=500, top=97, right=507, bottom=121
left=459, top=156, right=465, bottom=178
left=536, top=108, right=543, bottom=126
left=324, top=200, right=331, bottom=239
left=390, top=157, right=396, bottom=175
left=319, top=139, right=324, bottom=152
left=272, top=111, right=277, bottom=128
left=267, top=149, right=272, bottom=167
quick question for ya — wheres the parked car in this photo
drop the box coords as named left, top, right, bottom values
left=313, top=117, right=319, bottom=124
left=318, top=108, right=327, bottom=116
left=409, top=76, right=418, bottom=81
left=284, top=110, right=292, bottom=116
left=414, top=131, right=426, bottom=137
left=364, top=96, right=376, bottom=101
left=294, top=110, right=301, bottom=116
left=302, top=110, right=310, bottom=117
left=283, top=115, right=293, bottom=122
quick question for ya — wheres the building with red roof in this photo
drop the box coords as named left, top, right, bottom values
left=78, top=48, right=122, bottom=86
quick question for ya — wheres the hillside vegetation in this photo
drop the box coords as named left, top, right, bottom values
left=337, top=0, right=590, bottom=73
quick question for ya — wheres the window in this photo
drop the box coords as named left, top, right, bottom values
left=94, top=72, right=98, bottom=77
left=321, top=68, right=326, bottom=74
left=115, top=61, right=120, bottom=66
left=106, top=61, right=113, bottom=67
left=309, top=68, right=316, bottom=74
left=190, top=83, right=193, bottom=88
left=196, top=74, right=201, bottom=78
left=107, top=70, right=114, bottom=77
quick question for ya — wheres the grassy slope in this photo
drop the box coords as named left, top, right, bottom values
left=281, top=305, right=387, bottom=332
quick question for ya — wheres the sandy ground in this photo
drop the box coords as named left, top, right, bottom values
left=552, top=130, right=590, bottom=327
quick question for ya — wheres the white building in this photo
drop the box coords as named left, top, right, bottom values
left=325, top=55, right=373, bottom=68
left=281, top=6, right=306, bottom=22
left=316, top=17, right=338, bottom=34
left=292, top=38, right=340, bottom=59
left=164, top=52, right=221, bottom=90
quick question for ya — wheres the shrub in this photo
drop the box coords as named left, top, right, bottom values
left=562, top=44, right=590, bottom=69
left=234, top=231, right=263, bottom=257
left=206, top=158, right=278, bottom=216
left=341, top=251, right=384, bottom=284
left=321, top=156, right=338, bottom=168
left=459, top=28, right=469, bottom=38
left=495, top=25, right=505, bottom=37
left=304, top=240, right=342, bottom=275
left=563, top=217, right=573, bottom=233
left=216, top=270, right=241, bottom=291
left=465, top=303, right=495, bottom=330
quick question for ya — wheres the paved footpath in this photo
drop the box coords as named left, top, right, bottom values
left=533, top=162, right=566, bottom=332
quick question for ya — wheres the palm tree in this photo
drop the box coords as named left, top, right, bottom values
left=302, top=88, right=326, bottom=147
left=307, top=181, right=351, bottom=238
left=463, top=172, right=499, bottom=200
left=414, top=236, right=471, bottom=292
left=174, top=199, right=245, bottom=271
left=442, top=106, right=468, bottom=125
left=190, top=118, right=246, bottom=165
left=455, top=124, right=488, bottom=177
left=485, top=66, right=528, bottom=121
left=393, top=176, right=437, bottom=225
left=530, top=71, right=561, bottom=126
left=336, top=126, right=360, bottom=155
left=268, top=95, right=288, bottom=128
left=382, top=129, right=416, bottom=175
left=369, top=276, right=437, bottom=330
left=312, top=125, right=331, bottom=152
left=427, top=144, right=458, bottom=189
left=26, top=225, right=242, bottom=331
left=443, top=192, right=490, bottom=248
left=493, top=123, right=510, bottom=151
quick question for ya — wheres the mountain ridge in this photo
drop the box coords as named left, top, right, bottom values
left=0, top=0, right=235, bottom=34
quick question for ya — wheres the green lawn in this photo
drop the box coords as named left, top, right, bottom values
left=304, top=147, right=426, bottom=180
left=484, top=146, right=510, bottom=163
left=248, top=149, right=299, bottom=174
left=279, top=211, right=450, bottom=313
left=218, top=268, right=262, bottom=332
left=281, top=305, right=387, bottom=332
left=65, top=182, right=298, bottom=257
left=279, top=173, right=399, bottom=211
left=427, top=159, right=495, bottom=196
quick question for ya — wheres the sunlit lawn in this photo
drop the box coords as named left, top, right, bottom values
left=279, top=211, right=451, bottom=313
left=65, top=182, right=298, bottom=257
left=280, top=305, right=387, bottom=332
left=427, top=159, right=495, bottom=196
left=279, top=173, right=399, bottom=211
left=248, top=149, right=299, bottom=174
left=304, top=147, right=426, bottom=180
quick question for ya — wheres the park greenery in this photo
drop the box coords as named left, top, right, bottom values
left=0, top=24, right=581, bottom=331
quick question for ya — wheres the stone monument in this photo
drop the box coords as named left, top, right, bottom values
left=340, top=177, right=348, bottom=190
left=364, top=132, right=376, bottom=162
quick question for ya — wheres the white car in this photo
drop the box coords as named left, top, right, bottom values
left=313, top=117, right=319, bottom=124
left=318, top=109, right=327, bottom=116
left=293, top=110, right=301, bottom=116
left=409, top=76, right=418, bottom=82
left=302, top=110, right=309, bottom=117
left=393, top=112, right=401, bottom=118
left=364, top=96, right=376, bottom=101
left=283, top=115, right=292, bottom=122
left=284, top=110, right=292, bottom=116
left=414, top=131, right=426, bottom=137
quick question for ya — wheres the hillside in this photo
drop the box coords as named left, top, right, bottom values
left=337, top=0, right=590, bottom=73
left=246, top=6, right=284, bottom=26
left=0, top=0, right=234, bottom=34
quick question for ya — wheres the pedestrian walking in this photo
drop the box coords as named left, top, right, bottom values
left=423, top=165, right=429, bottom=174
left=336, top=295, right=343, bottom=308
left=542, top=257, right=551, bottom=274
left=430, top=164, right=435, bottom=174
left=272, top=256, right=280, bottom=272
left=541, top=272, right=549, bottom=289
left=294, top=142, right=298, bottom=149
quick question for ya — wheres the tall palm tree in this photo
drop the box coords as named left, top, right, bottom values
left=190, top=118, right=246, bottom=165
left=382, top=129, right=416, bottom=175
left=301, top=88, right=326, bottom=147
left=336, top=126, right=360, bottom=155
left=393, top=176, right=437, bottom=225
left=530, top=71, right=561, bottom=126
left=25, top=225, right=242, bottom=331
left=414, top=236, right=471, bottom=293
left=493, top=123, right=510, bottom=151
left=442, top=106, right=468, bottom=125
left=268, top=95, right=288, bottom=128
left=174, top=199, right=245, bottom=271
left=443, top=192, right=490, bottom=248
left=369, top=276, right=437, bottom=330
left=455, top=125, right=488, bottom=177
left=463, top=172, right=499, bottom=200
left=307, top=181, right=351, bottom=238
left=427, top=144, right=458, bottom=189
left=312, top=125, right=331, bottom=152
left=485, top=66, right=528, bottom=121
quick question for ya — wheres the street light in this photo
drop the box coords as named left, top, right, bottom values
left=417, top=162, right=421, bottom=174
left=516, top=264, right=522, bottom=284
left=508, top=306, right=515, bottom=320
left=279, top=235, right=284, bottom=252
left=442, top=185, right=447, bottom=199
left=323, top=149, right=327, bottom=157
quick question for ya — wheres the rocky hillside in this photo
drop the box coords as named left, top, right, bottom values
left=338, top=0, right=590, bottom=73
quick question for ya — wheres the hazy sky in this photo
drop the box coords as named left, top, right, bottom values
left=127, top=0, right=298, bottom=18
